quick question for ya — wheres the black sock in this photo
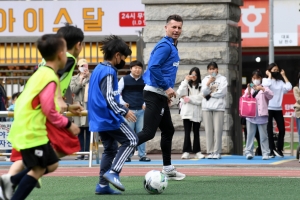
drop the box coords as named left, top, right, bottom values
left=10, top=168, right=31, bottom=185
left=11, top=175, right=37, bottom=200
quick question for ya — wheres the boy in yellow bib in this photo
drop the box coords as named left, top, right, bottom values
left=0, top=34, right=80, bottom=200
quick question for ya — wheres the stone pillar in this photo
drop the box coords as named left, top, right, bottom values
left=142, top=0, right=243, bottom=155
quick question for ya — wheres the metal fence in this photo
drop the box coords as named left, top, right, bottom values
left=0, top=111, right=100, bottom=167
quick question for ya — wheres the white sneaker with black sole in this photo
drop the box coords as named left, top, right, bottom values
left=246, top=153, right=253, bottom=160
left=162, top=167, right=186, bottom=181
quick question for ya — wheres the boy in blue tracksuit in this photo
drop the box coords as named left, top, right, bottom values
left=136, top=14, right=186, bottom=180
left=88, top=35, right=138, bottom=194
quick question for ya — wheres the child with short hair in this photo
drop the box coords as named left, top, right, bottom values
left=0, top=34, right=80, bottom=200
left=88, top=35, right=138, bottom=194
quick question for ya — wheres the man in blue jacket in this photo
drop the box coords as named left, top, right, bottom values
left=137, top=14, right=186, bottom=180
left=88, top=35, right=138, bottom=194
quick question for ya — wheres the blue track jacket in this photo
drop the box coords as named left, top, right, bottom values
left=88, top=62, right=129, bottom=132
left=143, top=36, right=180, bottom=90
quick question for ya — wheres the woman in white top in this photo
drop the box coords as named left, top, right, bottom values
left=201, top=62, right=227, bottom=159
left=293, top=72, right=300, bottom=146
left=177, top=67, right=204, bottom=159
left=262, top=63, right=292, bottom=158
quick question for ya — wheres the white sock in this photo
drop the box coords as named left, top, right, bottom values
left=109, top=170, right=116, bottom=174
left=163, top=165, right=174, bottom=172
left=99, top=184, right=107, bottom=188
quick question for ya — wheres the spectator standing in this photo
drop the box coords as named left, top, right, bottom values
left=293, top=72, right=300, bottom=146
left=243, top=70, right=273, bottom=160
left=176, top=67, right=204, bottom=159
left=262, top=63, right=292, bottom=158
left=118, top=60, right=151, bottom=162
left=70, top=59, right=91, bottom=160
left=201, top=62, right=227, bottom=159
left=5, top=92, right=20, bottom=161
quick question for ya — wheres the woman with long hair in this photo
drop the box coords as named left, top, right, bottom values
left=262, top=63, right=292, bottom=158
left=177, top=67, right=204, bottom=159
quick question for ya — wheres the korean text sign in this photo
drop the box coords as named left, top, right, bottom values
left=0, top=122, right=12, bottom=150
left=0, top=0, right=145, bottom=36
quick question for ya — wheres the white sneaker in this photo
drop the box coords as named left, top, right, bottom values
left=194, top=152, right=205, bottom=159
left=162, top=167, right=186, bottom=181
left=207, top=153, right=214, bottom=159
left=262, top=155, right=269, bottom=160
left=246, top=154, right=253, bottom=160
left=4, top=158, right=10, bottom=162
left=181, top=152, right=190, bottom=159
left=213, top=153, right=221, bottom=159
left=0, top=174, right=15, bottom=200
left=134, top=151, right=138, bottom=156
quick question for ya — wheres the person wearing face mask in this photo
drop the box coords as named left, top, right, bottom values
left=201, top=62, right=228, bottom=159
left=262, top=63, right=292, bottom=158
left=88, top=35, right=137, bottom=194
left=70, top=59, right=91, bottom=160
left=176, top=67, right=204, bottom=160
left=243, top=70, right=273, bottom=160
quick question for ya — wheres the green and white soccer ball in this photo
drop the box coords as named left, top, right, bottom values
left=144, top=170, right=168, bottom=194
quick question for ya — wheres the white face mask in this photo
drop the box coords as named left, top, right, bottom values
left=252, top=79, right=261, bottom=86
left=79, top=67, right=85, bottom=73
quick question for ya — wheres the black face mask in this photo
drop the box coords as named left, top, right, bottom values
left=271, top=72, right=281, bottom=79
left=115, top=59, right=125, bottom=69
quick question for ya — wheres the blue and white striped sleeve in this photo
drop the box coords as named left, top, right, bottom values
left=100, top=74, right=128, bottom=116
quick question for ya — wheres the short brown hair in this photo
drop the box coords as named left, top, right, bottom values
left=166, top=15, right=183, bottom=24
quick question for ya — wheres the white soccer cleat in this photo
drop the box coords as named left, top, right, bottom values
left=0, top=174, right=15, bottom=200
left=162, top=167, right=186, bottom=181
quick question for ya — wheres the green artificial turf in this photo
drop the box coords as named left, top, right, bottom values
left=28, top=176, right=300, bottom=200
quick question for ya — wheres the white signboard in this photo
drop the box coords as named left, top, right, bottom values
left=0, top=1, right=145, bottom=36
left=0, top=122, right=12, bottom=150
left=274, top=0, right=300, bottom=46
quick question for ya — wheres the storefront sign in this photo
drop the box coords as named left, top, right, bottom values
left=0, top=1, right=145, bottom=36
left=239, top=0, right=300, bottom=47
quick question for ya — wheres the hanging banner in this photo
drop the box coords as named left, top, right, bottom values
left=0, top=1, right=145, bottom=36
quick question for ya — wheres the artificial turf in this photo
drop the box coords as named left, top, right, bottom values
left=28, top=176, right=300, bottom=200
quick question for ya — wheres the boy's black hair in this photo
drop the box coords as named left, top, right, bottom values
left=130, top=60, right=143, bottom=69
left=207, top=61, right=218, bottom=69
left=12, top=92, right=20, bottom=100
left=188, top=67, right=201, bottom=90
left=37, top=34, right=65, bottom=61
left=100, top=35, right=132, bottom=60
left=166, top=14, right=183, bottom=24
left=57, top=23, right=84, bottom=50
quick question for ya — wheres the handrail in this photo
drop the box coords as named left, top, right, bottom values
left=0, top=110, right=88, bottom=117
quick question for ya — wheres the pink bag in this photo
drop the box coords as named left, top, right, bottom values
left=239, top=96, right=256, bottom=118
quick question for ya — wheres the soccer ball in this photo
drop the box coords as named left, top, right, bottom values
left=144, top=170, right=168, bottom=194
